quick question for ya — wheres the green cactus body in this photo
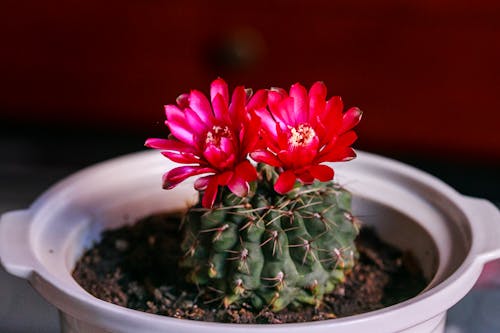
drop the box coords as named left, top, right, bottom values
left=180, top=165, right=359, bottom=311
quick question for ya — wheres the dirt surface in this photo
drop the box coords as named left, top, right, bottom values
left=73, top=213, right=427, bottom=323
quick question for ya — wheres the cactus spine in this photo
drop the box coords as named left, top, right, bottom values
left=180, top=165, right=359, bottom=311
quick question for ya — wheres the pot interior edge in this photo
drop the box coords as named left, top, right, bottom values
left=351, top=195, right=439, bottom=285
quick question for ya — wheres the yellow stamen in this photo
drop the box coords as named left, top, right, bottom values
left=288, top=124, right=316, bottom=147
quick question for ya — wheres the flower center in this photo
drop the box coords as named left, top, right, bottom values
left=288, top=124, right=316, bottom=147
left=205, top=125, right=232, bottom=147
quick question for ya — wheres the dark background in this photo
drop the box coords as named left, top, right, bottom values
left=1, top=0, right=499, bottom=201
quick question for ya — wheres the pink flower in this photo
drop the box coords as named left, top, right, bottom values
left=251, top=82, right=362, bottom=194
left=145, top=78, right=267, bottom=208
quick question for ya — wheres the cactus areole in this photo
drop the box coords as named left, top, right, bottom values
left=145, top=78, right=363, bottom=311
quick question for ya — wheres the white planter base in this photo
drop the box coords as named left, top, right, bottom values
left=58, top=311, right=446, bottom=333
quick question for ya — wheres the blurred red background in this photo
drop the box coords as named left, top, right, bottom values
left=1, top=0, right=499, bottom=161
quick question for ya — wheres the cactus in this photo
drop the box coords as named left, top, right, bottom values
left=180, top=165, right=359, bottom=311
left=146, top=78, right=363, bottom=312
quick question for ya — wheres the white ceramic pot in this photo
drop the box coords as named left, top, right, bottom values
left=1, top=151, right=499, bottom=333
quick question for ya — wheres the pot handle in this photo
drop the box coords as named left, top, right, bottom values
left=464, top=197, right=500, bottom=263
left=0, top=210, right=38, bottom=279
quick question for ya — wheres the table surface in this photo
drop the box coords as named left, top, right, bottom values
left=1, top=128, right=499, bottom=333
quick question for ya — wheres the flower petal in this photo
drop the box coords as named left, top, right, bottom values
left=203, top=145, right=230, bottom=170
left=318, top=147, right=357, bottom=163
left=289, top=83, right=308, bottom=123
left=212, top=93, right=230, bottom=123
left=277, top=97, right=296, bottom=126
left=161, top=151, right=199, bottom=164
left=274, top=170, right=297, bottom=194
left=309, top=81, right=326, bottom=122
left=323, top=96, right=343, bottom=126
left=235, top=160, right=257, bottom=181
left=337, top=130, right=358, bottom=147
left=210, top=78, right=229, bottom=105
left=227, top=175, right=249, bottom=197
left=268, top=90, right=292, bottom=124
left=340, top=107, right=363, bottom=133
left=164, top=105, right=193, bottom=141
left=317, top=130, right=358, bottom=162
left=297, top=170, right=314, bottom=184
left=144, top=137, right=169, bottom=149
left=239, top=111, right=262, bottom=155
left=228, top=86, right=246, bottom=126
left=185, top=107, right=208, bottom=133
left=202, top=176, right=219, bottom=208
left=165, top=120, right=195, bottom=146
left=320, top=96, right=344, bottom=144
left=246, top=89, right=267, bottom=111
left=163, top=166, right=214, bottom=189
left=276, top=123, right=290, bottom=150
left=144, top=138, right=195, bottom=153
left=277, top=150, right=293, bottom=168
left=270, top=87, right=287, bottom=96
left=251, top=150, right=282, bottom=167
left=219, top=136, right=236, bottom=160
left=308, top=165, right=334, bottom=181
left=254, top=107, right=277, bottom=138
left=194, top=176, right=211, bottom=191
left=217, top=171, right=233, bottom=185
left=176, top=93, right=190, bottom=109
left=164, top=104, right=185, bottom=122
left=189, top=90, right=214, bottom=123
